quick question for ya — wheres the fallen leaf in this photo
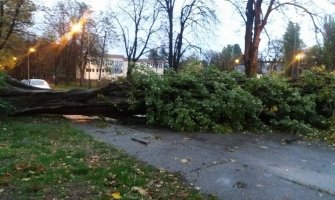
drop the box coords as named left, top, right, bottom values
left=0, top=188, right=4, bottom=193
left=181, top=159, right=189, bottom=163
left=22, top=178, right=31, bottom=181
left=111, top=191, right=121, bottom=199
left=132, top=186, right=148, bottom=196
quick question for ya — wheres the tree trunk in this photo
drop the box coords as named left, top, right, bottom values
left=168, top=8, right=174, bottom=70
left=0, top=77, right=145, bottom=118
left=80, top=68, right=85, bottom=87
left=244, top=0, right=254, bottom=77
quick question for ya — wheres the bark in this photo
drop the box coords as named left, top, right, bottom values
left=241, top=0, right=276, bottom=77
left=0, top=77, right=145, bottom=118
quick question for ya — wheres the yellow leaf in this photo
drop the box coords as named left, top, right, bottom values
left=111, top=192, right=121, bottom=199
left=269, top=105, right=278, bottom=112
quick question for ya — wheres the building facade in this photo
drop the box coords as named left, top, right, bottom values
left=76, top=54, right=165, bottom=81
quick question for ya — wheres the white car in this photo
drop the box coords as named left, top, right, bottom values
left=21, top=79, right=51, bottom=89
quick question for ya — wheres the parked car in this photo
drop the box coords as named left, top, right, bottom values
left=21, top=79, right=51, bottom=89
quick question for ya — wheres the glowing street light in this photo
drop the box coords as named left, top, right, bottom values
left=27, top=47, right=36, bottom=79
left=64, top=21, right=83, bottom=41
left=234, top=59, right=240, bottom=70
left=293, top=53, right=305, bottom=78
left=295, top=53, right=305, bottom=61
left=70, top=22, right=83, bottom=34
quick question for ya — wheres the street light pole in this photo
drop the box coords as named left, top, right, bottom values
left=234, top=59, right=240, bottom=71
left=295, top=53, right=305, bottom=78
left=27, top=51, right=30, bottom=79
left=27, top=48, right=35, bottom=79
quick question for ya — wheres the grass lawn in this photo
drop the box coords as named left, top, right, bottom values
left=0, top=116, right=216, bottom=200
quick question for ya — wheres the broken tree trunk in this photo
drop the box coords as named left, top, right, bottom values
left=0, top=77, right=145, bottom=118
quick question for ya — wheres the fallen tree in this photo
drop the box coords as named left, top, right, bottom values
left=0, top=76, right=145, bottom=118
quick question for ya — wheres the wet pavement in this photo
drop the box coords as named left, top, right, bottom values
left=68, top=116, right=335, bottom=200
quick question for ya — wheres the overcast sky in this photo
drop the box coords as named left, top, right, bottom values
left=36, top=0, right=335, bottom=56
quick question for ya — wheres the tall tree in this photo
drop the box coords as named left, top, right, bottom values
left=113, top=0, right=160, bottom=77
left=304, top=45, right=324, bottom=69
left=43, top=0, right=114, bottom=86
left=221, top=44, right=242, bottom=70
left=282, top=21, right=304, bottom=77
left=43, top=0, right=81, bottom=84
left=323, top=16, right=335, bottom=70
left=147, top=46, right=168, bottom=63
left=0, top=0, right=35, bottom=50
left=226, top=0, right=319, bottom=77
left=205, top=44, right=242, bottom=71
left=157, top=0, right=217, bottom=70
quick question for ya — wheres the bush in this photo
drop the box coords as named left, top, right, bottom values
left=297, top=69, right=335, bottom=118
left=129, top=68, right=263, bottom=133
left=243, top=76, right=321, bottom=135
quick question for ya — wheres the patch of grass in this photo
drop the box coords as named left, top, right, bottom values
left=0, top=116, right=216, bottom=199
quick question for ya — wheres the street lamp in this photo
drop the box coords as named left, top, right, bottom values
left=295, top=53, right=305, bottom=77
left=234, top=59, right=240, bottom=70
left=27, top=47, right=36, bottom=79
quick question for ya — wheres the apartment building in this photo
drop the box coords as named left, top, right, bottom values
left=77, top=54, right=165, bottom=81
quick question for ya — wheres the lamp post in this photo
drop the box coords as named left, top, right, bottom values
left=234, top=59, right=240, bottom=71
left=27, top=47, right=35, bottom=79
left=295, top=53, right=305, bottom=77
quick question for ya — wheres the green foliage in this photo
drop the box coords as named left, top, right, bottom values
left=130, top=68, right=262, bottom=133
left=128, top=67, right=335, bottom=138
left=0, top=0, right=36, bottom=51
left=283, top=21, right=304, bottom=76
left=323, top=16, right=335, bottom=70
left=297, top=69, right=335, bottom=118
left=304, top=45, right=325, bottom=69
left=244, top=76, right=322, bottom=134
left=270, top=118, right=317, bottom=135
left=207, top=44, right=242, bottom=71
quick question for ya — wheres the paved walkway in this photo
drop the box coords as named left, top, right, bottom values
left=70, top=116, right=335, bottom=200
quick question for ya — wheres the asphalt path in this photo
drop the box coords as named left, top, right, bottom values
left=69, top=116, right=335, bottom=200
